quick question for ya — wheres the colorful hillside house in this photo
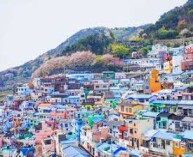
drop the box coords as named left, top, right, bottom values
left=118, top=100, right=144, bottom=119
left=149, top=69, right=161, bottom=93
left=149, top=100, right=178, bottom=113
left=102, top=71, right=115, bottom=80
left=87, top=115, right=105, bottom=128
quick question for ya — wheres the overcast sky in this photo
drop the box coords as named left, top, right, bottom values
left=0, top=0, right=187, bottom=71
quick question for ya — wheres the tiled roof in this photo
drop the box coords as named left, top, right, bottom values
left=38, top=103, right=52, bottom=107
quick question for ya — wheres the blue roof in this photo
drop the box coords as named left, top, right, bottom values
left=166, top=72, right=182, bottom=76
left=62, top=146, right=89, bottom=157
left=183, top=71, right=193, bottom=75
left=97, top=143, right=122, bottom=155
left=173, top=86, right=187, bottom=91
left=151, top=100, right=178, bottom=105
left=142, top=112, right=159, bottom=118
left=153, top=131, right=175, bottom=140
left=128, top=94, right=156, bottom=100
left=93, top=117, right=103, bottom=123
left=182, top=130, right=193, bottom=140
left=151, top=100, right=193, bottom=106
left=60, top=139, right=77, bottom=145
left=20, top=147, right=34, bottom=156
left=114, top=147, right=127, bottom=156
left=178, top=100, right=193, bottom=105
left=68, top=96, right=80, bottom=99
left=131, top=149, right=141, bottom=156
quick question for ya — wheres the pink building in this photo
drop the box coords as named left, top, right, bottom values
left=35, top=122, right=54, bottom=143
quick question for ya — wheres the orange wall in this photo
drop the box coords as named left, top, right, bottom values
left=149, top=70, right=161, bottom=93
left=173, top=141, right=186, bottom=156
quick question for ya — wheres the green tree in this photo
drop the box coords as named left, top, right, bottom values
left=155, top=27, right=178, bottom=39
left=138, top=47, right=149, bottom=56
left=61, top=34, right=114, bottom=56
left=111, top=44, right=129, bottom=58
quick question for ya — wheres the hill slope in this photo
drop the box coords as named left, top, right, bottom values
left=0, top=26, right=146, bottom=93
left=143, top=0, right=193, bottom=39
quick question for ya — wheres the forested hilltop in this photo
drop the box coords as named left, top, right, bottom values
left=143, top=0, right=193, bottom=39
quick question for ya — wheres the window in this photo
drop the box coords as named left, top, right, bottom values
left=175, top=122, right=180, bottom=129
left=44, top=139, right=52, bottom=145
left=130, top=129, right=133, bottom=134
left=189, top=143, right=193, bottom=148
left=166, top=140, right=170, bottom=145
left=121, top=106, right=124, bottom=112
left=124, top=132, right=128, bottom=137
left=100, top=139, right=105, bottom=143
left=126, top=108, right=128, bottom=112
left=129, top=108, right=132, bottom=113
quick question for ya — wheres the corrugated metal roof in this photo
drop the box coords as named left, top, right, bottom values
left=128, top=94, right=156, bottom=99
left=151, top=100, right=178, bottom=105
left=153, top=131, right=175, bottom=140
left=62, top=146, right=89, bottom=157
left=142, top=111, right=159, bottom=118
left=182, top=130, right=193, bottom=140
left=178, top=100, right=193, bottom=105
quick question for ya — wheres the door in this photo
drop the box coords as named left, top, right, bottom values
left=162, top=140, right=165, bottom=149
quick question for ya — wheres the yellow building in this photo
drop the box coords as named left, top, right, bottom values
left=164, top=61, right=172, bottom=74
left=82, top=104, right=94, bottom=111
left=118, top=100, right=144, bottom=119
